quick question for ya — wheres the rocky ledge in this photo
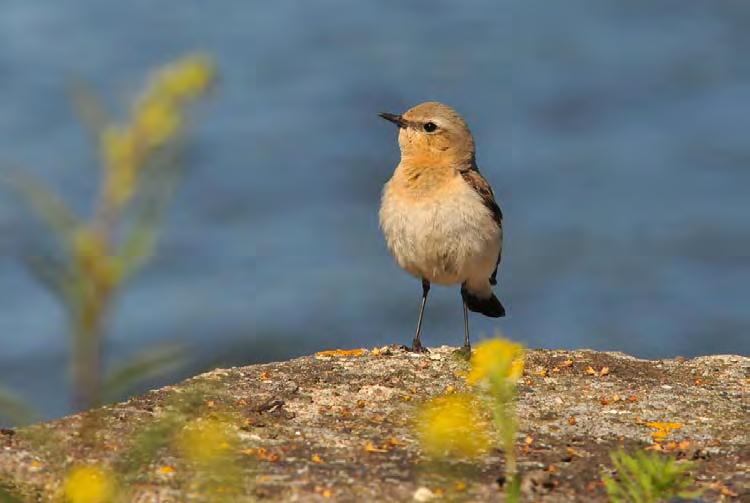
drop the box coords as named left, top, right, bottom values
left=0, top=347, right=748, bottom=502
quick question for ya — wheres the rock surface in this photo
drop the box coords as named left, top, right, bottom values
left=0, top=347, right=748, bottom=501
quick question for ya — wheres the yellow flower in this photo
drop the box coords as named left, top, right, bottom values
left=510, top=358, right=524, bottom=381
left=100, top=126, right=138, bottom=207
left=176, top=418, right=235, bottom=464
left=467, top=338, right=525, bottom=386
left=417, top=394, right=491, bottom=458
left=100, top=126, right=137, bottom=172
left=134, top=98, right=182, bottom=147
left=96, top=54, right=215, bottom=211
left=63, top=465, right=115, bottom=503
left=156, top=54, right=216, bottom=102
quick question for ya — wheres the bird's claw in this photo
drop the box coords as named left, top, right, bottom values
left=409, top=339, right=429, bottom=353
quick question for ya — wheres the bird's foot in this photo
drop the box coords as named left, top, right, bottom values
left=453, top=344, right=472, bottom=360
left=409, top=338, right=429, bottom=353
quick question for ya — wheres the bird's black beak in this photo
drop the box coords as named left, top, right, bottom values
left=379, top=112, right=407, bottom=128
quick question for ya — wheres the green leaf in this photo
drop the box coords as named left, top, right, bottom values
left=3, top=172, right=79, bottom=249
left=604, top=449, right=699, bottom=503
left=0, top=486, right=24, bottom=503
left=603, top=476, right=624, bottom=503
left=102, top=344, right=188, bottom=402
left=0, top=386, right=35, bottom=427
left=20, top=253, right=77, bottom=305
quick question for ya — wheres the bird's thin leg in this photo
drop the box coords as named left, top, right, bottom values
left=462, top=299, right=471, bottom=352
left=411, top=279, right=430, bottom=353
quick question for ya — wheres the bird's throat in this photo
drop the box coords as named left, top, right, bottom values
left=393, top=159, right=460, bottom=200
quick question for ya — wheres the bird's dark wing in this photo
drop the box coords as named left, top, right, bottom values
left=459, top=164, right=503, bottom=285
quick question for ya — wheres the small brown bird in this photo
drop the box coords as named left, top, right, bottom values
left=379, top=101, right=505, bottom=353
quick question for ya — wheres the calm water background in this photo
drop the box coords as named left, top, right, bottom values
left=1, top=1, right=748, bottom=420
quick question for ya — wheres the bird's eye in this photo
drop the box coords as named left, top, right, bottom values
left=423, top=122, right=438, bottom=132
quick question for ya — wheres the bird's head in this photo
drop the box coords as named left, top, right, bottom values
left=379, top=102, right=475, bottom=165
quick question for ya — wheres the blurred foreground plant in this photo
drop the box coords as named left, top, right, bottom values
left=417, top=336, right=524, bottom=501
left=0, top=486, right=23, bottom=503
left=56, top=384, right=246, bottom=502
left=417, top=394, right=491, bottom=458
left=175, top=417, right=244, bottom=498
left=603, top=450, right=698, bottom=503
left=6, top=54, right=216, bottom=413
left=470, top=338, right=524, bottom=500
left=63, top=465, right=116, bottom=503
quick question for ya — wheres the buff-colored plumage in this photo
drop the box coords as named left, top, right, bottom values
left=380, top=102, right=502, bottom=295
left=378, top=101, right=504, bottom=351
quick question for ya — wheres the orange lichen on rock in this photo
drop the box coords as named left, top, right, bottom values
left=315, top=349, right=367, bottom=358
left=363, top=441, right=389, bottom=453
left=646, top=422, right=683, bottom=443
left=242, top=447, right=281, bottom=462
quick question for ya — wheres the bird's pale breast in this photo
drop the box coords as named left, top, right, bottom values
left=379, top=173, right=501, bottom=287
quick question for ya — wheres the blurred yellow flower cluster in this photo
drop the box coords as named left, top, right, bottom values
left=172, top=415, right=244, bottom=499
left=10, top=49, right=218, bottom=450
left=417, top=394, right=490, bottom=458
left=63, top=465, right=115, bottom=503
left=64, top=54, right=215, bottom=400
left=176, top=418, right=236, bottom=465
left=468, top=338, right=524, bottom=386
left=417, top=337, right=525, bottom=463
left=101, top=53, right=215, bottom=208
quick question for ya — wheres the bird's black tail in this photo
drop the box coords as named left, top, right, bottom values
left=461, top=285, right=506, bottom=318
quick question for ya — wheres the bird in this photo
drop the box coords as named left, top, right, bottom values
left=378, top=101, right=505, bottom=353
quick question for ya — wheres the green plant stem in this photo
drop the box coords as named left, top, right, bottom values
left=71, top=294, right=109, bottom=410
left=72, top=327, right=101, bottom=410
left=490, top=378, right=520, bottom=502
left=500, top=404, right=519, bottom=502
left=71, top=200, right=117, bottom=410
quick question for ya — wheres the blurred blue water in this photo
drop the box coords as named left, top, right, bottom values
left=0, top=0, right=748, bottom=420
